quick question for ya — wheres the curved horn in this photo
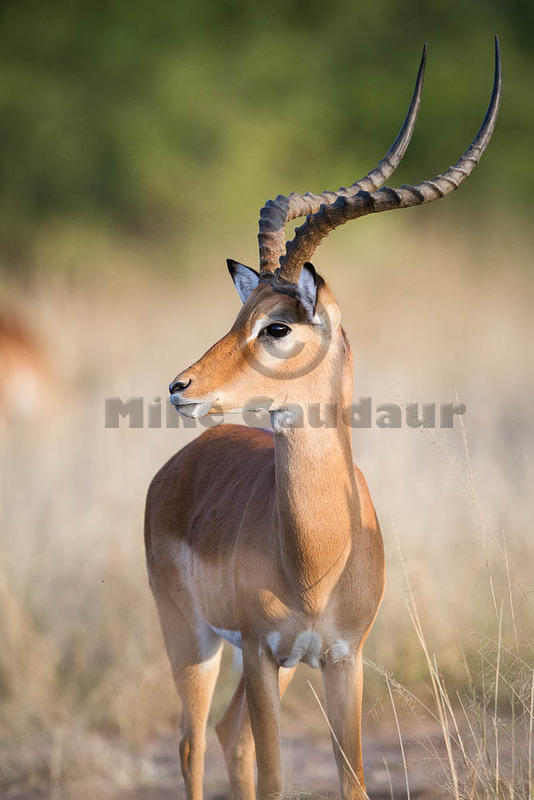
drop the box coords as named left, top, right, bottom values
left=257, top=44, right=427, bottom=275
left=278, top=37, right=502, bottom=286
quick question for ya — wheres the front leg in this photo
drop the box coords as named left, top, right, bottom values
left=242, top=636, right=282, bottom=800
left=322, top=648, right=367, bottom=800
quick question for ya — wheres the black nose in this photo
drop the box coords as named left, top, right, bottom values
left=169, top=378, right=191, bottom=394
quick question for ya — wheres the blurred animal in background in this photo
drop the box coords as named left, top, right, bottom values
left=0, top=312, right=52, bottom=423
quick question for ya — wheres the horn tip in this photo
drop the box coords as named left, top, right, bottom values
left=493, top=35, right=502, bottom=91
left=417, top=42, right=428, bottom=82
left=494, top=35, right=502, bottom=76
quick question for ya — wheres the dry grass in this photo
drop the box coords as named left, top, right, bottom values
left=0, top=222, right=533, bottom=796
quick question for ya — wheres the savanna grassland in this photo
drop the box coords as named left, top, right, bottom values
left=1, top=224, right=533, bottom=799
left=1, top=1, right=534, bottom=797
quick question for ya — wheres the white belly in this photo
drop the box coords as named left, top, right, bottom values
left=210, top=625, right=351, bottom=669
left=210, top=626, right=242, bottom=649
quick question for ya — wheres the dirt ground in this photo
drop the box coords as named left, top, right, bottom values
left=6, top=717, right=450, bottom=800
left=123, top=723, right=445, bottom=800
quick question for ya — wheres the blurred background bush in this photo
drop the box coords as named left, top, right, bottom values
left=1, top=0, right=532, bottom=275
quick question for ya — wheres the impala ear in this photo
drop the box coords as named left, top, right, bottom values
left=227, top=259, right=260, bottom=304
left=297, top=262, right=322, bottom=320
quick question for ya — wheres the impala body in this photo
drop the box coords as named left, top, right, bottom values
left=145, top=41, right=501, bottom=800
left=0, top=313, right=51, bottom=422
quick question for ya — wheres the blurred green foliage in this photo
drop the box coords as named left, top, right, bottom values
left=0, top=0, right=532, bottom=272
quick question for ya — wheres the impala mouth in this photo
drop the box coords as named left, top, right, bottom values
left=170, top=394, right=214, bottom=419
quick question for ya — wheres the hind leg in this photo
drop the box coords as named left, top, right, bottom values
left=215, top=665, right=296, bottom=800
left=153, top=584, right=222, bottom=800
left=176, top=646, right=222, bottom=800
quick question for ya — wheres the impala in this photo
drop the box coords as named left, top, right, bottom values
left=145, top=40, right=501, bottom=800
left=0, top=312, right=51, bottom=422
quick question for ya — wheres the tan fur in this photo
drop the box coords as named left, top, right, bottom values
left=145, top=276, right=384, bottom=799
left=0, top=314, right=51, bottom=422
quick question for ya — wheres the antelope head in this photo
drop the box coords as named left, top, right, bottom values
left=170, top=40, right=501, bottom=421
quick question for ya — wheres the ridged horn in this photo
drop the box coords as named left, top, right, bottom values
left=277, top=37, right=502, bottom=286
left=257, top=44, right=428, bottom=276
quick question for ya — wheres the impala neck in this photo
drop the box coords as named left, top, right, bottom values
left=271, top=345, right=358, bottom=613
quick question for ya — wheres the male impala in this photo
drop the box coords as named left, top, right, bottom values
left=145, top=41, right=501, bottom=800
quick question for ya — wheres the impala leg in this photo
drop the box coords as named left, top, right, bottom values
left=240, top=638, right=283, bottom=800
left=153, top=586, right=222, bottom=800
left=322, top=649, right=367, bottom=800
left=216, top=665, right=296, bottom=800
left=176, top=652, right=222, bottom=800
left=215, top=674, right=255, bottom=800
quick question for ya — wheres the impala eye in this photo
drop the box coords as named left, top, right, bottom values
left=261, top=323, right=291, bottom=339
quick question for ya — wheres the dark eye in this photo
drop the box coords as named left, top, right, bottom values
left=261, top=323, right=291, bottom=338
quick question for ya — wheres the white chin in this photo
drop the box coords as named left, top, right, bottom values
left=175, top=402, right=213, bottom=419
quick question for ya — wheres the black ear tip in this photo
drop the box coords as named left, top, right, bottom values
left=302, top=262, right=319, bottom=283
left=302, top=261, right=324, bottom=291
left=226, top=260, right=260, bottom=278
